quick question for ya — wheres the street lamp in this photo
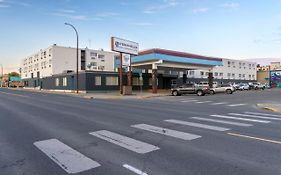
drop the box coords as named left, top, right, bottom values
left=65, top=22, right=79, bottom=93
left=0, top=64, right=3, bottom=88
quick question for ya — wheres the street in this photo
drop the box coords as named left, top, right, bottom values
left=0, top=88, right=281, bottom=175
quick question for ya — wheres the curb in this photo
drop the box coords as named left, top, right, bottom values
left=256, top=104, right=280, bottom=113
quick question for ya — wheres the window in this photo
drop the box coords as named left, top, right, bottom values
left=200, top=71, right=204, bottom=76
left=249, top=75, right=252, bottom=79
left=95, top=76, right=101, bottom=86
left=90, top=52, right=97, bottom=57
left=242, top=74, right=245, bottom=78
left=55, top=78, right=60, bottom=86
left=190, top=71, right=195, bottom=76
left=49, top=49, right=52, bottom=57
left=232, top=73, right=235, bottom=78
left=106, top=76, right=118, bottom=86
left=232, top=62, right=235, bottom=68
left=149, top=78, right=152, bottom=86
left=227, top=73, right=231, bottom=77
left=205, top=72, right=209, bottom=76
left=98, top=66, right=105, bottom=71
left=239, top=74, right=241, bottom=78
left=227, top=61, right=231, bottom=67
left=214, top=72, right=218, bottom=76
left=219, top=73, right=223, bottom=76
left=133, top=77, right=143, bottom=86
left=63, top=77, right=67, bottom=87
left=98, top=54, right=105, bottom=59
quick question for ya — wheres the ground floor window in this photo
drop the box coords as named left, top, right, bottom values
left=133, top=77, right=143, bottom=86
left=55, top=78, right=60, bottom=86
left=63, top=77, right=67, bottom=87
left=95, top=76, right=102, bottom=86
left=106, top=76, right=118, bottom=86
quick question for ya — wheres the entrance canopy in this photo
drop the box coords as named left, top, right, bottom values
left=132, top=48, right=222, bottom=71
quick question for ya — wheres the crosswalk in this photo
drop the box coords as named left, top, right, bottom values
left=155, top=97, right=248, bottom=107
left=33, top=111, right=280, bottom=174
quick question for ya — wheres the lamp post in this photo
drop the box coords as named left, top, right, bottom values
left=65, top=22, right=79, bottom=93
left=0, top=64, right=3, bottom=88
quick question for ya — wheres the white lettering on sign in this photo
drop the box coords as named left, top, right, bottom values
left=111, top=37, right=139, bottom=55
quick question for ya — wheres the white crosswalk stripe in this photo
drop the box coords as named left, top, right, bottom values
left=210, top=115, right=271, bottom=123
left=165, top=119, right=230, bottom=131
left=227, top=104, right=247, bottom=107
left=191, top=117, right=253, bottom=127
left=131, top=124, right=201, bottom=141
left=228, top=113, right=281, bottom=121
left=196, top=101, right=212, bottom=104
left=245, top=112, right=281, bottom=118
left=210, top=102, right=228, bottom=105
left=34, top=139, right=100, bottom=174
left=181, top=100, right=199, bottom=103
left=89, top=130, right=159, bottom=154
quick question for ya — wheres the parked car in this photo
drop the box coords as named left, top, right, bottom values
left=171, top=83, right=210, bottom=96
left=238, top=83, right=250, bottom=90
left=210, top=84, right=235, bottom=94
left=252, top=82, right=265, bottom=90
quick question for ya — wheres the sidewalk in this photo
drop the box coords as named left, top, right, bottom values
left=5, top=87, right=170, bottom=100
left=81, top=90, right=170, bottom=100
left=256, top=103, right=281, bottom=113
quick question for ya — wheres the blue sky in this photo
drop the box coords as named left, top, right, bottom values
left=1, top=0, right=281, bottom=72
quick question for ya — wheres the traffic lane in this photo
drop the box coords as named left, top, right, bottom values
left=7, top=88, right=281, bottom=141
left=1, top=100, right=280, bottom=175
left=0, top=93, right=153, bottom=175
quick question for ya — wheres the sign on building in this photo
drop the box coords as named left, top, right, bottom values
left=111, top=37, right=139, bottom=55
left=122, top=54, right=131, bottom=66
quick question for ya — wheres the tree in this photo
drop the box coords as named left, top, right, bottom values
left=8, top=72, right=20, bottom=77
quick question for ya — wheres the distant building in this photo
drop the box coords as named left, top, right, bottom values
left=20, top=44, right=116, bottom=80
left=189, top=58, right=257, bottom=82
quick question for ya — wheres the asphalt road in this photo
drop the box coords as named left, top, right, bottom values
left=0, top=88, right=281, bottom=175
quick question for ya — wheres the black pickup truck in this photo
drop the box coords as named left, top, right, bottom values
left=171, top=83, right=210, bottom=96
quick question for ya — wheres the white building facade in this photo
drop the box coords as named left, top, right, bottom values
left=20, top=45, right=116, bottom=79
left=187, top=58, right=257, bottom=81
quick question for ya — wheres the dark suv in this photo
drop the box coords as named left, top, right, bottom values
left=171, top=83, right=210, bottom=96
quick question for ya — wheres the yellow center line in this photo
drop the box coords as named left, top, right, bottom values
left=0, top=91, right=30, bottom=98
left=228, top=132, right=281, bottom=145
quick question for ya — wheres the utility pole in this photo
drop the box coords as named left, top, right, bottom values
left=65, top=23, right=79, bottom=93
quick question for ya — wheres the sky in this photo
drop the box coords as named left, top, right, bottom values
left=1, top=0, right=281, bottom=73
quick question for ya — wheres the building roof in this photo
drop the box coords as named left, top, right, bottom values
left=139, top=48, right=222, bottom=62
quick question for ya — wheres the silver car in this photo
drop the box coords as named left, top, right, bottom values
left=210, top=84, right=235, bottom=94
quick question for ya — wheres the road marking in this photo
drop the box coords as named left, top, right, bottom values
left=191, top=117, right=253, bottom=127
left=228, top=113, right=281, bottom=121
left=89, top=130, right=159, bottom=154
left=245, top=112, right=281, bottom=118
left=181, top=100, right=198, bottom=103
left=131, top=124, right=201, bottom=141
left=228, top=104, right=247, bottom=107
left=34, top=139, right=100, bottom=174
left=210, top=102, right=228, bottom=105
left=165, top=119, right=230, bottom=131
left=0, top=91, right=29, bottom=98
left=195, top=101, right=212, bottom=104
left=228, top=132, right=281, bottom=145
left=123, top=164, right=148, bottom=175
left=210, top=115, right=271, bottom=123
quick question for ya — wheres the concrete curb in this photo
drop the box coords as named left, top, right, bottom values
left=256, top=104, right=280, bottom=113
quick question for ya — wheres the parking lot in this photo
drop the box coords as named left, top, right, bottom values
left=0, top=88, right=281, bottom=175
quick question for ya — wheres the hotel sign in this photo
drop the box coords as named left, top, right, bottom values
left=111, top=37, right=139, bottom=55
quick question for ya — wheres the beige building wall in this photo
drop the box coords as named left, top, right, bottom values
left=257, top=71, right=269, bottom=84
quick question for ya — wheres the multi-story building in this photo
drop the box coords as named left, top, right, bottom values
left=20, top=44, right=116, bottom=79
left=188, top=58, right=257, bottom=82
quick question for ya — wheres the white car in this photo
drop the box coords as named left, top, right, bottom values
left=210, top=84, right=235, bottom=94
left=238, top=83, right=249, bottom=90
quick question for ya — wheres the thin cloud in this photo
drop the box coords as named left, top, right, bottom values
left=143, top=0, right=181, bottom=14
left=192, top=8, right=209, bottom=14
left=0, top=4, right=9, bottom=8
left=221, top=3, right=239, bottom=9
left=57, top=9, right=75, bottom=13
